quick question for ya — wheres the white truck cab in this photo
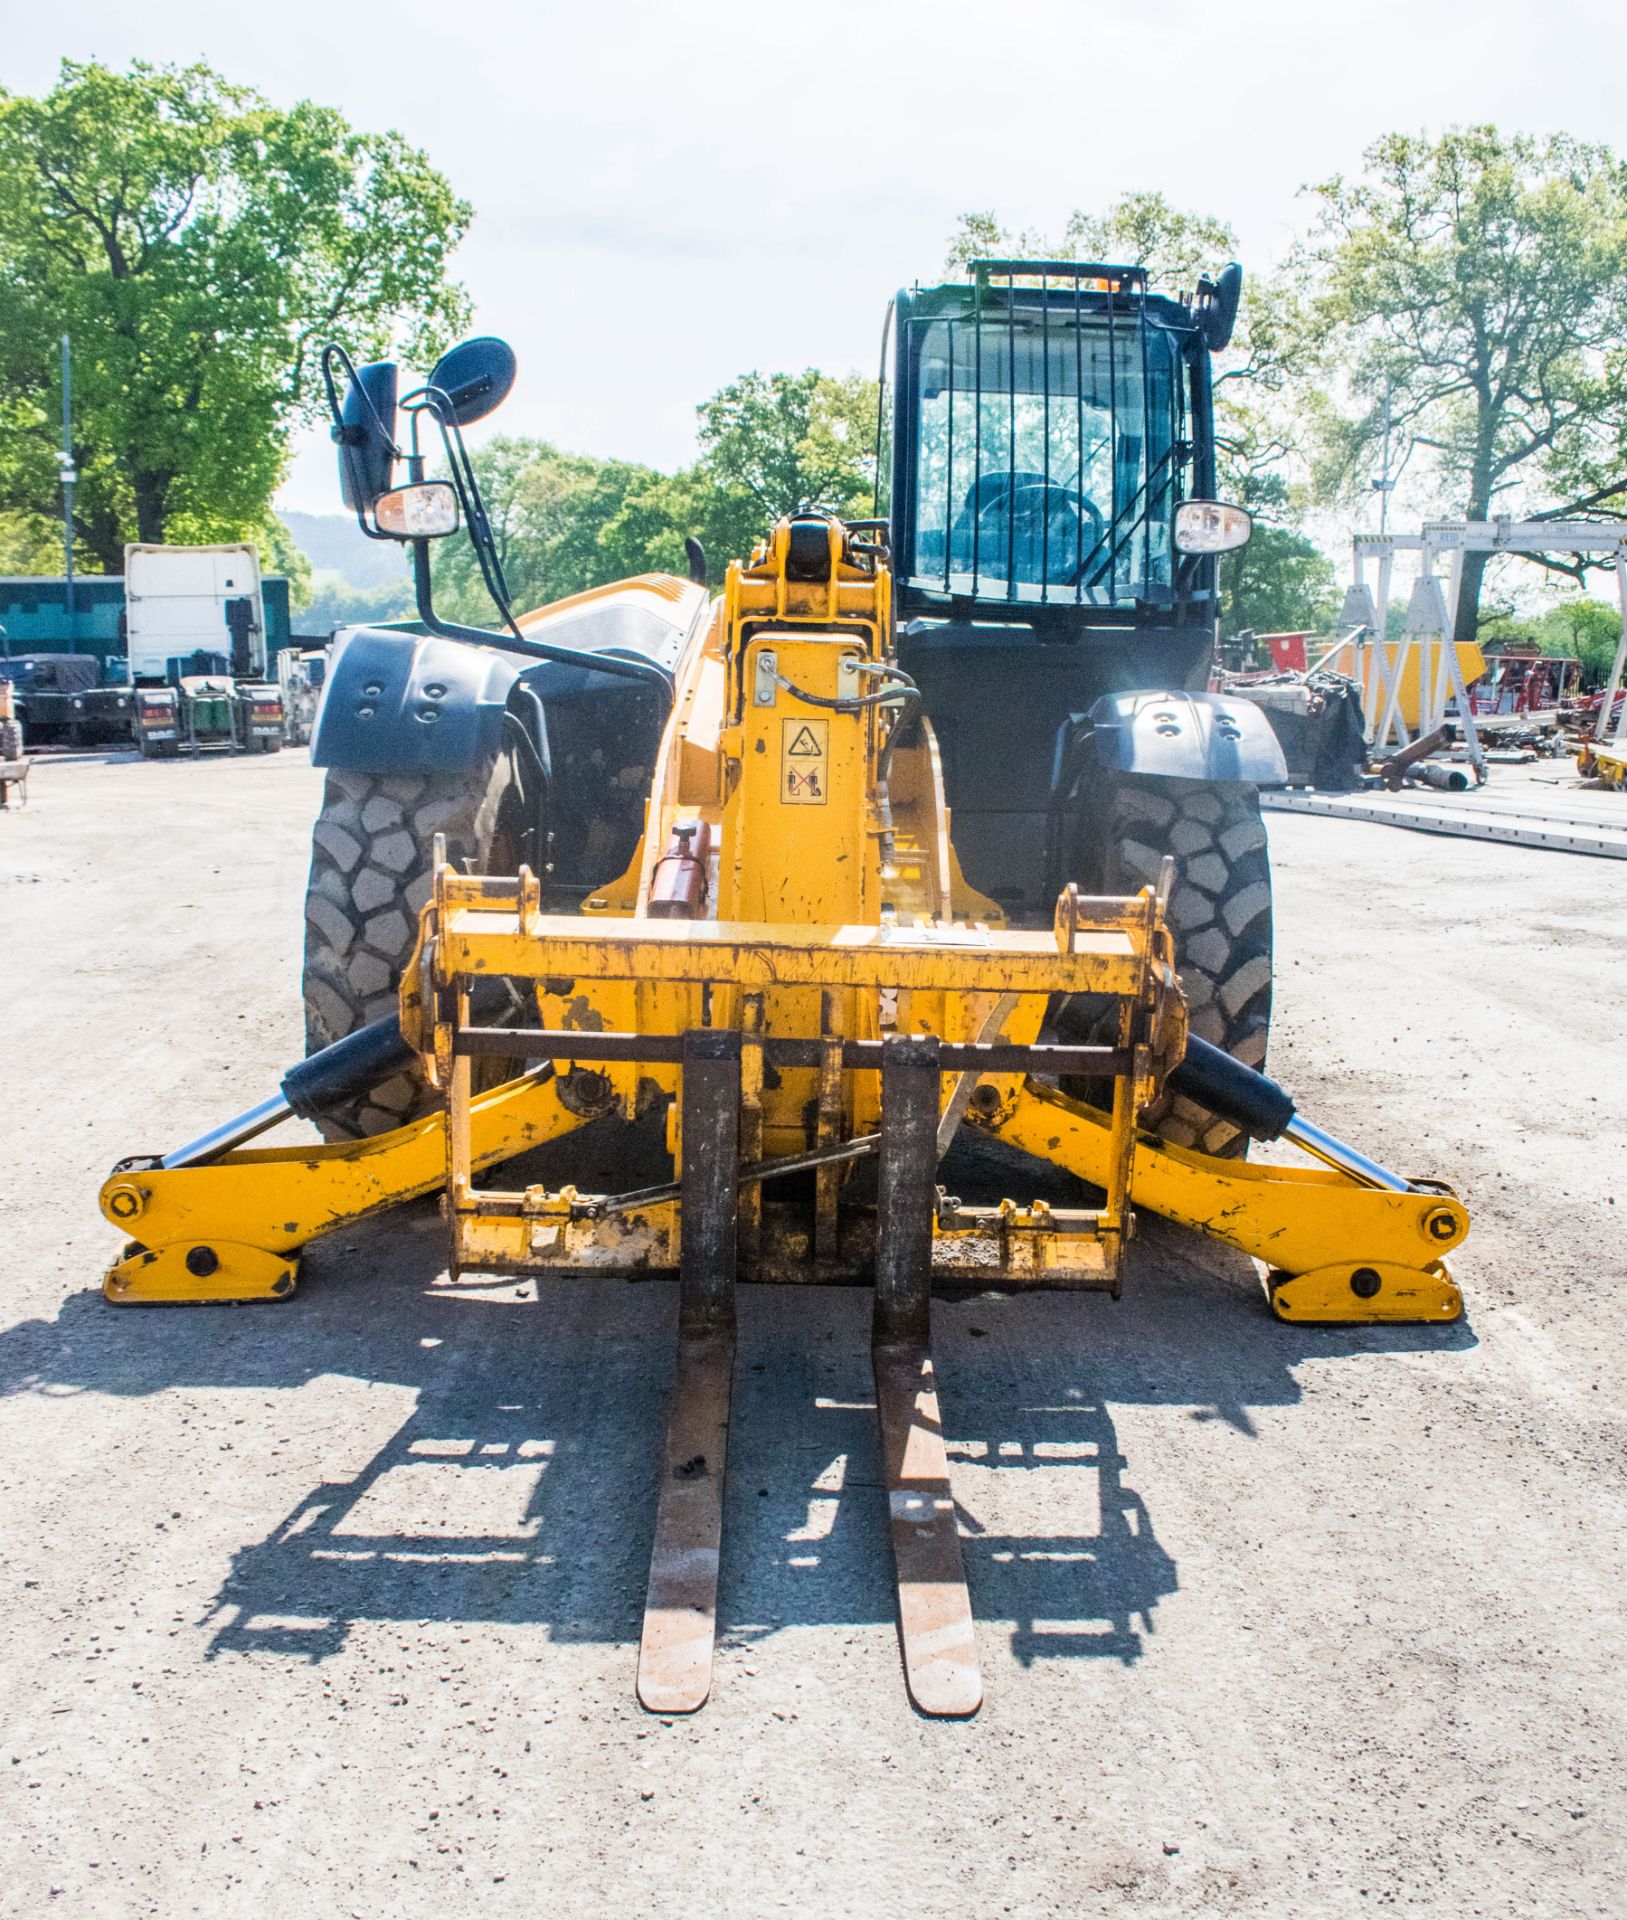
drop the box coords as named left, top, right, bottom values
left=124, top=544, right=267, bottom=682
left=123, top=545, right=284, bottom=756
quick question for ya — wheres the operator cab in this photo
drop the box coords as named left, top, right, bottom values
left=890, top=259, right=1242, bottom=626
left=903, top=270, right=1178, bottom=606
left=884, top=259, right=1249, bottom=914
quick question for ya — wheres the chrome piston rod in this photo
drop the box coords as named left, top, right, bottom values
left=1280, top=1115, right=1410, bottom=1193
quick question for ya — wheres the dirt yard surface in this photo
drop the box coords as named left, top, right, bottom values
left=2, top=748, right=1623, bottom=1919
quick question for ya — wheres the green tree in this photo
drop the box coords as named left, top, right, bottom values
left=1302, top=127, right=1627, bottom=641
left=1472, top=602, right=1542, bottom=650
left=259, top=514, right=313, bottom=612
left=435, top=371, right=882, bottom=625
left=0, top=59, right=470, bottom=571
left=1535, top=596, right=1622, bottom=682
left=431, top=438, right=666, bottom=625
left=688, top=368, right=880, bottom=565
left=613, top=369, right=879, bottom=582
left=0, top=507, right=62, bottom=574
left=1217, top=472, right=1337, bottom=636
left=948, top=193, right=1234, bottom=291
left=296, top=572, right=415, bottom=635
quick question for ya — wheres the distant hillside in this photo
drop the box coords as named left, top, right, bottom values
left=279, top=511, right=408, bottom=590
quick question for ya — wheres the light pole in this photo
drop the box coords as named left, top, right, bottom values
left=1370, top=376, right=1395, bottom=537
left=58, top=335, right=77, bottom=645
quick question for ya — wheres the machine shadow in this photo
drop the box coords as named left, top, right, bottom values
left=3, top=1137, right=1478, bottom=1673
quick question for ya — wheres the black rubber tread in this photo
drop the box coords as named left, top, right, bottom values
left=0, top=717, right=22, bottom=762
left=1060, top=774, right=1273, bottom=1159
left=301, top=753, right=521, bottom=1140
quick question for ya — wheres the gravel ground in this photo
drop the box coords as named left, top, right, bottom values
left=1, top=747, right=1623, bottom=1919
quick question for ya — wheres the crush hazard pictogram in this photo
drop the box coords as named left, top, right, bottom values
left=780, top=716, right=829, bottom=804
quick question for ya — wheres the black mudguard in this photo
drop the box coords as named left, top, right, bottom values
left=309, top=578, right=709, bottom=893
left=310, top=579, right=707, bottom=777
left=1081, top=688, right=1288, bottom=786
left=311, top=626, right=530, bottom=775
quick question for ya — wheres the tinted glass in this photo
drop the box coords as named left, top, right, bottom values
left=911, top=316, right=1178, bottom=605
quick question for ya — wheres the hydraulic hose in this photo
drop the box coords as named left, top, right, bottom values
left=770, top=665, right=922, bottom=786
left=410, top=541, right=673, bottom=696
left=161, top=1005, right=1411, bottom=1195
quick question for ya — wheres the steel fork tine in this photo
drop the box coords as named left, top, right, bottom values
left=637, top=1031, right=741, bottom=1713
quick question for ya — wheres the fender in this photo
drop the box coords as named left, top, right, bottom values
left=311, top=577, right=709, bottom=777
left=1081, top=688, right=1287, bottom=786
left=311, top=626, right=528, bottom=775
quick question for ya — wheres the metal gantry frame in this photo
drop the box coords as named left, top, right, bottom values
left=1334, top=519, right=1627, bottom=775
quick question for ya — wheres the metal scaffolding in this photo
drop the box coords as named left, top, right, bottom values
left=1336, top=519, right=1627, bottom=776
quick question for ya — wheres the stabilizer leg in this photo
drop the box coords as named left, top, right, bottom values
left=873, top=1035, right=982, bottom=1718
left=637, top=1031, right=741, bottom=1714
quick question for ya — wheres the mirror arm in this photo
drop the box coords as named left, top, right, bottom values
left=331, top=347, right=673, bottom=701
left=1187, top=339, right=1219, bottom=595
left=433, top=404, right=525, bottom=634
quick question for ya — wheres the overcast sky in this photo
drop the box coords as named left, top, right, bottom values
left=19, top=0, right=1627, bottom=518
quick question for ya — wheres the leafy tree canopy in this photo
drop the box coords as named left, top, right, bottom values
left=1300, top=126, right=1627, bottom=637
left=948, top=194, right=1234, bottom=294
left=689, top=368, right=880, bottom=564
left=432, top=439, right=664, bottom=626
left=432, top=370, right=880, bottom=626
left=1217, top=470, right=1337, bottom=637
left=1468, top=594, right=1621, bottom=684
left=297, top=572, right=415, bottom=636
left=0, top=58, right=470, bottom=573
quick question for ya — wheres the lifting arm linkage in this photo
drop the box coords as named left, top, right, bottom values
left=99, top=1070, right=590, bottom=1304
left=984, top=1080, right=1466, bottom=1323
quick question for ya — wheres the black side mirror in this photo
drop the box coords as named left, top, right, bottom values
left=1194, top=262, right=1243, bottom=352
left=426, top=336, right=517, bottom=426
left=335, top=360, right=399, bottom=511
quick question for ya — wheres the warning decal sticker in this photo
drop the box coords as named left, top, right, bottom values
left=781, top=717, right=829, bottom=805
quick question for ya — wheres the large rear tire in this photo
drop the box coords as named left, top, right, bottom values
left=301, top=752, right=525, bottom=1140
left=1059, top=774, right=1273, bottom=1159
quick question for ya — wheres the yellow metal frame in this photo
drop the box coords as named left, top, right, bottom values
left=101, top=1055, right=1463, bottom=1320
left=1580, top=738, right=1627, bottom=790
left=101, top=515, right=1468, bottom=1325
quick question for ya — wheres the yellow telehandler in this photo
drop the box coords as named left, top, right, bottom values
left=100, top=266, right=1468, bottom=1718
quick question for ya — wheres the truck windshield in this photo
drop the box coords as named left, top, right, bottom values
left=910, top=316, right=1181, bottom=606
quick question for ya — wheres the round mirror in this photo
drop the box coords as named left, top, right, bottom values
left=425, top=336, right=517, bottom=426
